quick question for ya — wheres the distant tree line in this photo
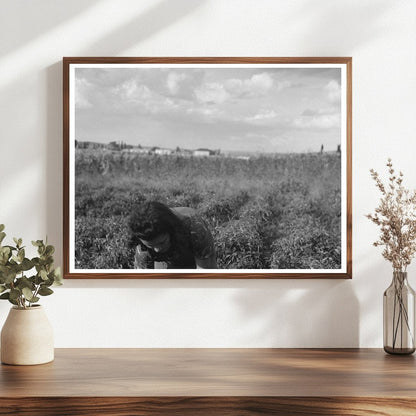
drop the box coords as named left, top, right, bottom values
left=75, top=140, right=132, bottom=151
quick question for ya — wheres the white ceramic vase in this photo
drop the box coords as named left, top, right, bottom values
left=1, top=305, right=54, bottom=365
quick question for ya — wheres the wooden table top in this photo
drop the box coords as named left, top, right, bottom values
left=1, top=348, right=415, bottom=398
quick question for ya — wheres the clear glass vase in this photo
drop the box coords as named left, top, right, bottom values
left=383, top=271, right=416, bottom=355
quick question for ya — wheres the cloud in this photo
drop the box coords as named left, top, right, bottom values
left=225, top=72, right=275, bottom=98
left=301, top=107, right=340, bottom=117
left=251, top=109, right=278, bottom=120
left=195, top=82, right=229, bottom=104
left=164, top=70, right=205, bottom=101
left=75, top=77, right=93, bottom=109
left=76, top=71, right=189, bottom=117
left=76, top=68, right=138, bottom=89
left=326, top=79, right=341, bottom=103
left=302, top=108, right=319, bottom=117
left=247, top=72, right=274, bottom=93
left=293, top=113, right=340, bottom=130
left=107, top=80, right=157, bottom=114
left=245, top=109, right=278, bottom=124
left=166, top=72, right=186, bottom=95
left=114, top=79, right=151, bottom=101
left=185, top=106, right=224, bottom=123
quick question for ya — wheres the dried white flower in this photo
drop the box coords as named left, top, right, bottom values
left=367, top=159, right=416, bottom=272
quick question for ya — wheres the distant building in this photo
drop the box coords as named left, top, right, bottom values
left=154, top=147, right=172, bottom=156
left=127, top=147, right=150, bottom=154
left=193, top=148, right=219, bottom=157
left=174, top=148, right=193, bottom=157
left=194, top=149, right=211, bottom=157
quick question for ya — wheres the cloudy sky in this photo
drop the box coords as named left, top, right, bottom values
left=74, top=65, right=342, bottom=153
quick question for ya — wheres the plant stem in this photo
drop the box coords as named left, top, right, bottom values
left=392, top=285, right=397, bottom=347
left=391, top=275, right=415, bottom=350
left=33, top=284, right=40, bottom=299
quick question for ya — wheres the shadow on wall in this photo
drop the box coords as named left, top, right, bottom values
left=0, top=0, right=101, bottom=57
left=354, top=246, right=396, bottom=348
left=58, top=277, right=359, bottom=348
left=83, top=0, right=204, bottom=56
left=290, top=0, right=394, bottom=53
left=46, top=62, right=64, bottom=263
left=233, top=280, right=359, bottom=348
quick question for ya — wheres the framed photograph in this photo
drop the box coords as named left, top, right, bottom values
left=63, top=57, right=352, bottom=279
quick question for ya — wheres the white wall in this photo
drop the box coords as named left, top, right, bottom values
left=1, top=0, right=415, bottom=347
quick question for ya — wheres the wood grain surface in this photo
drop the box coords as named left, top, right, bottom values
left=1, top=348, right=414, bottom=415
left=1, top=397, right=416, bottom=416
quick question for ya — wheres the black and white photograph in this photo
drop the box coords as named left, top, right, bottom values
left=64, top=58, right=352, bottom=278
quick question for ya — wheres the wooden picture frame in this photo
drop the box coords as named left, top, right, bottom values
left=63, top=57, right=352, bottom=279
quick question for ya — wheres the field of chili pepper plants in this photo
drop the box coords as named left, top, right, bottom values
left=74, top=149, right=342, bottom=270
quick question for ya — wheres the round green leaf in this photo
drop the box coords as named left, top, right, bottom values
left=9, top=288, right=21, bottom=301
left=45, top=245, right=55, bottom=256
left=40, top=270, right=48, bottom=281
left=38, top=287, right=54, bottom=296
left=21, top=258, right=34, bottom=271
left=22, top=287, right=34, bottom=300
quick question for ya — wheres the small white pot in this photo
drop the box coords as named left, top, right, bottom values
left=1, top=305, right=54, bottom=365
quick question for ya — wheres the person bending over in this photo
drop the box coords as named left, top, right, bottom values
left=129, top=201, right=217, bottom=269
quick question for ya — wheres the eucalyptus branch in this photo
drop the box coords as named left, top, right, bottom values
left=0, top=225, right=63, bottom=309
